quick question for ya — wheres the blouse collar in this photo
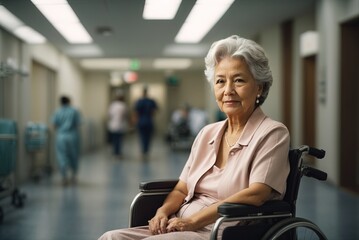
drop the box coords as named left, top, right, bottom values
left=208, top=107, right=267, bottom=147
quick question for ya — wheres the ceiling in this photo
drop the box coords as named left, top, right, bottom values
left=1, top=0, right=316, bottom=71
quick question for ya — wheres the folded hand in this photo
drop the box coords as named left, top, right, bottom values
left=166, top=217, right=196, bottom=232
left=148, top=214, right=168, bottom=235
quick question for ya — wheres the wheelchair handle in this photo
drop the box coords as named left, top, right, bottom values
left=303, top=166, right=327, bottom=181
left=299, top=145, right=326, bottom=159
left=308, top=147, right=326, bottom=159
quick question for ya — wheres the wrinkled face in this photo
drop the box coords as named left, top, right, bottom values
left=214, top=57, right=262, bottom=118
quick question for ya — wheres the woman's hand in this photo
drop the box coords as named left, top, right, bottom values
left=166, top=217, right=197, bottom=232
left=148, top=212, right=169, bottom=235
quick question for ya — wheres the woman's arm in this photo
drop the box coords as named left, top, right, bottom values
left=148, top=180, right=188, bottom=234
left=166, top=182, right=272, bottom=232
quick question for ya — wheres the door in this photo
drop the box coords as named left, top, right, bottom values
left=30, top=61, right=57, bottom=176
left=340, top=17, right=359, bottom=193
left=31, top=61, right=56, bottom=124
left=302, top=55, right=316, bottom=151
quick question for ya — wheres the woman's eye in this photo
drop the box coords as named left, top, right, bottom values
left=234, top=79, right=244, bottom=83
left=215, top=79, right=225, bottom=84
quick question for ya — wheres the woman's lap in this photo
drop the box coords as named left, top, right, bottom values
left=98, top=226, right=210, bottom=240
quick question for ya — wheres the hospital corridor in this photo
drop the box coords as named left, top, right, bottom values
left=0, top=134, right=190, bottom=240
left=1, top=0, right=359, bottom=239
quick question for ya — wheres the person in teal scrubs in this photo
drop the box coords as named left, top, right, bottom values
left=52, top=96, right=81, bottom=186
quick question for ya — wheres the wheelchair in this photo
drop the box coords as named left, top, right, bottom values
left=129, top=146, right=328, bottom=239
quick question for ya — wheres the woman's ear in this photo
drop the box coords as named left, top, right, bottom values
left=257, top=84, right=263, bottom=96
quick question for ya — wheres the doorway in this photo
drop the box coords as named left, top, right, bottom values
left=340, top=17, right=359, bottom=193
left=302, top=55, right=317, bottom=152
left=31, top=61, right=57, bottom=124
left=30, top=61, right=57, bottom=179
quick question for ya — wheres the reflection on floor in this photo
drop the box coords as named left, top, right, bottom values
left=0, top=134, right=358, bottom=240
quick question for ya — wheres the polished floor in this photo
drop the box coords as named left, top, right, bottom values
left=0, top=134, right=359, bottom=240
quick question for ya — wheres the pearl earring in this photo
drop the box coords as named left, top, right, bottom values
left=256, top=94, right=260, bottom=104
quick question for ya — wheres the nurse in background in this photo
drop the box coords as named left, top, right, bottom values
left=133, top=87, right=158, bottom=160
left=52, top=95, right=81, bottom=186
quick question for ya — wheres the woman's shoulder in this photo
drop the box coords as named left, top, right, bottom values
left=261, top=116, right=288, bottom=131
left=254, top=117, right=290, bottom=141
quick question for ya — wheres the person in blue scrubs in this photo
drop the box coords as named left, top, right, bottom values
left=52, top=96, right=81, bottom=186
left=134, top=87, right=158, bottom=159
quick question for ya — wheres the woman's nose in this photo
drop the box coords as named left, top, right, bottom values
left=224, top=83, right=234, bottom=95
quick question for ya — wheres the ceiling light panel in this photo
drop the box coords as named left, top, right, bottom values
left=164, top=44, right=208, bottom=57
left=175, top=0, right=234, bottom=43
left=143, top=0, right=182, bottom=19
left=0, top=5, right=46, bottom=44
left=80, top=59, right=131, bottom=70
left=14, top=26, right=46, bottom=44
left=0, top=5, right=23, bottom=30
left=31, top=0, right=92, bottom=43
left=153, top=58, right=192, bottom=69
left=64, top=45, right=103, bottom=57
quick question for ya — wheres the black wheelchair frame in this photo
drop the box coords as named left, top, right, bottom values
left=129, top=146, right=328, bottom=240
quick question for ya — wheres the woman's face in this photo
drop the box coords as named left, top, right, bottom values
left=213, top=56, right=262, bottom=119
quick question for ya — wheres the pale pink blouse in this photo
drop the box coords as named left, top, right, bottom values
left=179, top=107, right=290, bottom=211
left=176, top=166, right=223, bottom=219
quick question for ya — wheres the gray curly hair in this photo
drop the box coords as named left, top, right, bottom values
left=204, top=35, right=273, bottom=105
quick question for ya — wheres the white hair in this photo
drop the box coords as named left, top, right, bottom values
left=204, top=35, right=273, bottom=105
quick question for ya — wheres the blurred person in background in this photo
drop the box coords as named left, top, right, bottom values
left=108, top=93, right=128, bottom=159
left=133, top=86, right=158, bottom=160
left=52, top=95, right=81, bottom=186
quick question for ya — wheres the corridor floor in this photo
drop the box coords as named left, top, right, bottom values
left=1, top=134, right=359, bottom=240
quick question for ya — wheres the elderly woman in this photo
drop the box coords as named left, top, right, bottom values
left=98, top=35, right=290, bottom=240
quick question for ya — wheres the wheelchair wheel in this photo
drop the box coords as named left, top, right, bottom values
left=262, top=217, right=327, bottom=240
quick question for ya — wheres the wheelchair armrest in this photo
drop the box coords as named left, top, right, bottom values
left=130, top=180, right=178, bottom=227
left=218, top=200, right=291, bottom=217
left=139, top=179, right=178, bottom=192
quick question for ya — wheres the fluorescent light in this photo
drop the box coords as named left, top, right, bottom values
left=64, top=45, right=103, bottom=57
left=31, top=0, right=68, bottom=5
left=0, top=5, right=23, bottom=30
left=153, top=58, right=192, bottom=69
left=143, top=0, right=182, bottom=19
left=175, top=0, right=234, bottom=43
left=14, top=26, right=46, bottom=44
left=31, top=0, right=92, bottom=44
left=110, top=71, right=124, bottom=86
left=80, top=58, right=131, bottom=70
left=164, top=44, right=208, bottom=57
left=0, top=5, right=46, bottom=44
left=300, top=31, right=319, bottom=57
